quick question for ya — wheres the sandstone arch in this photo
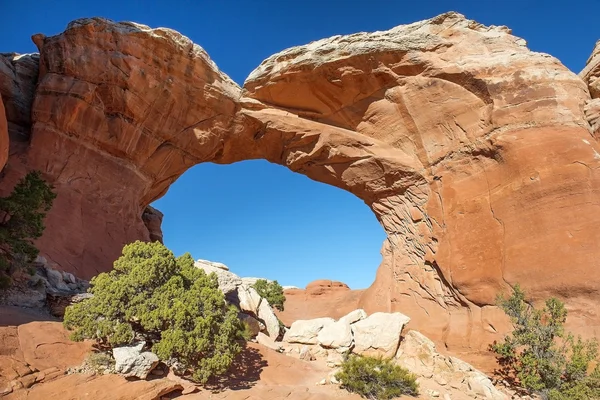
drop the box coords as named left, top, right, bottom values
left=1, top=12, right=600, bottom=357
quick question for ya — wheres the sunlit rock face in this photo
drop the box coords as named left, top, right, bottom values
left=1, top=12, right=599, bottom=356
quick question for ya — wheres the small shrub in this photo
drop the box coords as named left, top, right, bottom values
left=335, top=354, right=419, bottom=399
left=85, top=351, right=115, bottom=374
left=64, top=241, right=247, bottom=383
left=0, top=171, right=56, bottom=286
left=491, top=284, right=600, bottom=399
left=252, top=279, right=286, bottom=311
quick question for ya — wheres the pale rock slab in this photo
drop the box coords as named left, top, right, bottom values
left=351, top=312, right=410, bottom=357
left=237, top=285, right=262, bottom=315
left=194, top=260, right=241, bottom=294
left=256, top=332, right=282, bottom=352
left=316, top=319, right=353, bottom=351
left=339, top=309, right=367, bottom=324
left=257, top=298, right=281, bottom=339
left=283, top=317, right=335, bottom=344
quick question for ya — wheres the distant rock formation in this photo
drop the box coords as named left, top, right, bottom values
left=1, top=12, right=599, bottom=358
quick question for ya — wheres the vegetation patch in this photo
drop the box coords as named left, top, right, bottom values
left=491, top=284, right=600, bottom=400
left=64, top=241, right=247, bottom=383
left=0, top=171, right=56, bottom=288
left=335, top=354, right=419, bottom=399
left=252, top=279, right=286, bottom=311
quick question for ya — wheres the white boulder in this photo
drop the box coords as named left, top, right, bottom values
left=351, top=312, right=410, bottom=357
left=283, top=317, right=335, bottom=344
left=194, top=260, right=241, bottom=294
left=257, top=298, right=281, bottom=339
left=113, top=342, right=159, bottom=379
left=237, top=285, right=262, bottom=315
left=339, top=309, right=367, bottom=324
left=317, top=319, right=353, bottom=350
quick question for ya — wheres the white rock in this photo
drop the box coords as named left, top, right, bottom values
left=195, top=258, right=228, bottom=270
left=351, top=312, right=410, bottom=357
left=113, top=342, right=159, bottom=379
left=340, top=309, right=367, bottom=324
left=194, top=260, right=241, bottom=294
left=299, top=345, right=315, bottom=361
left=283, top=317, right=335, bottom=344
left=257, top=298, right=280, bottom=339
left=256, top=332, right=282, bottom=352
left=240, top=277, right=273, bottom=286
left=237, top=285, right=262, bottom=315
left=317, top=319, right=353, bottom=350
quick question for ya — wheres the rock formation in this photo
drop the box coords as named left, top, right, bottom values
left=1, top=12, right=600, bottom=359
left=276, top=280, right=365, bottom=326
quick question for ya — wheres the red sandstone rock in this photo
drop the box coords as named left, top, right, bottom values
left=1, top=12, right=599, bottom=363
left=276, top=281, right=363, bottom=327
left=0, top=96, right=7, bottom=171
left=142, top=205, right=164, bottom=243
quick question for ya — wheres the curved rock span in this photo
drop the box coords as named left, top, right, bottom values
left=1, top=12, right=599, bottom=355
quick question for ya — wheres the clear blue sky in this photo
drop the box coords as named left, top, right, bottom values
left=2, top=1, right=598, bottom=288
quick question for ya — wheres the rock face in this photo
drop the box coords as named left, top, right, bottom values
left=276, top=281, right=364, bottom=327
left=0, top=96, right=7, bottom=171
left=2, top=12, right=600, bottom=357
left=141, top=205, right=164, bottom=243
left=582, top=40, right=600, bottom=138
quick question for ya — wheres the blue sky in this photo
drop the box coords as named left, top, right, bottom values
left=2, top=1, right=598, bottom=288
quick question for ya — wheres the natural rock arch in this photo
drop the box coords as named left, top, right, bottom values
left=1, top=12, right=599, bottom=354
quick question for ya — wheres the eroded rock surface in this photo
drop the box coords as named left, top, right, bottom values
left=2, top=12, right=600, bottom=361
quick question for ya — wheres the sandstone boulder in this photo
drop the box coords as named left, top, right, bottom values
left=194, top=260, right=241, bottom=294
left=237, top=285, right=262, bottom=315
left=283, top=318, right=335, bottom=344
left=339, top=309, right=367, bottom=324
left=113, top=342, right=159, bottom=379
left=351, top=312, right=410, bottom=357
left=316, top=319, right=353, bottom=351
left=257, top=298, right=281, bottom=339
left=255, top=332, right=282, bottom=352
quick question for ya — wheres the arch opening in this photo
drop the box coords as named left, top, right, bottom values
left=150, top=159, right=386, bottom=290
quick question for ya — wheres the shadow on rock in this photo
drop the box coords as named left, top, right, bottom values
left=204, top=342, right=268, bottom=392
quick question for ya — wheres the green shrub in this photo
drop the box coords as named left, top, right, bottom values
left=0, top=171, right=56, bottom=285
left=491, top=284, right=600, bottom=399
left=64, top=241, right=247, bottom=383
left=335, top=354, right=419, bottom=399
left=252, top=279, right=286, bottom=311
